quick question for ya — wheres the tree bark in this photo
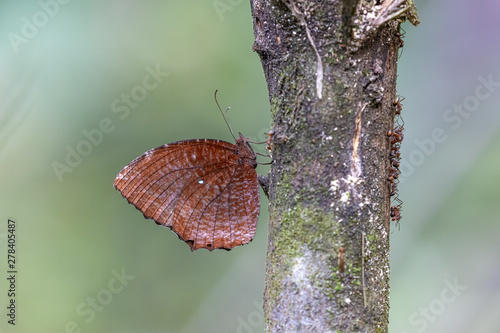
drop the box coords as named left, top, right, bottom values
left=250, top=0, right=418, bottom=332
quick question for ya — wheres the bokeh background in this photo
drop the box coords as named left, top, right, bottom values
left=0, top=1, right=499, bottom=332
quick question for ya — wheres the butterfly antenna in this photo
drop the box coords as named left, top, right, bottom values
left=214, top=90, right=236, bottom=140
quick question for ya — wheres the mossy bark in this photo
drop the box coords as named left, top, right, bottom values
left=250, top=0, right=416, bottom=332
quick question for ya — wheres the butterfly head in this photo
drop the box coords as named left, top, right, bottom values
left=236, top=132, right=257, bottom=168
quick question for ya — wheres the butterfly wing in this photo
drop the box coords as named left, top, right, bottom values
left=113, top=139, right=260, bottom=251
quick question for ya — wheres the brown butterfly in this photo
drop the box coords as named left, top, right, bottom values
left=114, top=93, right=261, bottom=251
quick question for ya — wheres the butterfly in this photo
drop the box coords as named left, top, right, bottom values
left=114, top=93, right=261, bottom=251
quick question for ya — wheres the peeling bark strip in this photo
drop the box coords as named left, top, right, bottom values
left=250, top=0, right=418, bottom=332
left=351, top=102, right=367, bottom=178
left=280, top=0, right=324, bottom=99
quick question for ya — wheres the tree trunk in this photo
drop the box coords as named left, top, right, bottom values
left=250, top=0, right=418, bottom=332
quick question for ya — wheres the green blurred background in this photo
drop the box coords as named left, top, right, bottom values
left=1, top=1, right=499, bottom=332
